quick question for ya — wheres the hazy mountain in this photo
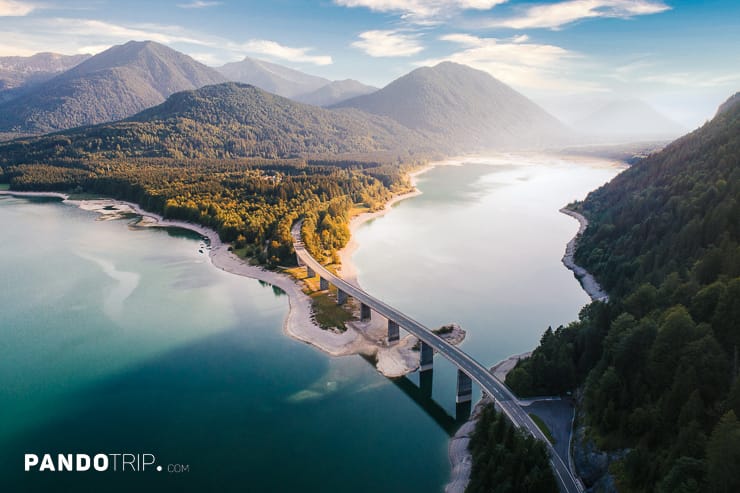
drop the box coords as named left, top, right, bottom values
left=0, top=82, right=429, bottom=161
left=0, top=41, right=226, bottom=136
left=216, top=56, right=329, bottom=99
left=295, top=79, right=377, bottom=107
left=573, top=99, right=686, bottom=142
left=333, top=61, right=569, bottom=151
left=0, top=52, right=90, bottom=101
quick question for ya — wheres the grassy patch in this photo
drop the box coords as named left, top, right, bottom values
left=529, top=413, right=556, bottom=444
left=349, top=205, right=371, bottom=218
left=0, top=183, right=9, bottom=191
left=231, top=246, right=252, bottom=259
left=283, top=263, right=355, bottom=331
left=310, top=291, right=354, bottom=332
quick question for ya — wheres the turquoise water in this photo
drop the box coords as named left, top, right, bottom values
left=0, top=196, right=451, bottom=493
left=0, top=155, right=621, bottom=492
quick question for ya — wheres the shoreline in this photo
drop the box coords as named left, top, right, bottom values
left=559, top=207, right=609, bottom=302
left=2, top=154, right=609, bottom=492
left=0, top=168, right=460, bottom=377
left=0, top=190, right=377, bottom=360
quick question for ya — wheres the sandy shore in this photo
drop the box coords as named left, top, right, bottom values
left=560, top=208, right=609, bottom=302
left=0, top=181, right=463, bottom=378
left=0, top=190, right=385, bottom=360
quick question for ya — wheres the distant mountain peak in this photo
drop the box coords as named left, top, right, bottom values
left=217, top=55, right=329, bottom=98
left=334, top=61, right=569, bottom=151
left=573, top=98, right=685, bottom=142
left=0, top=40, right=226, bottom=135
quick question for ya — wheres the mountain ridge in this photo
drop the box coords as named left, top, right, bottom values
left=0, top=82, right=431, bottom=162
left=333, top=61, right=570, bottom=150
left=0, top=41, right=226, bottom=136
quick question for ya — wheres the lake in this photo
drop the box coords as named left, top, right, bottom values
left=0, top=154, right=621, bottom=492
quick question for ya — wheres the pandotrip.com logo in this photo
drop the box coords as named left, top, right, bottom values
left=24, top=453, right=190, bottom=473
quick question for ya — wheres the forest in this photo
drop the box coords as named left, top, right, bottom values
left=0, top=82, right=437, bottom=267
left=0, top=156, right=418, bottom=267
left=466, top=404, right=558, bottom=493
left=505, top=96, right=740, bottom=491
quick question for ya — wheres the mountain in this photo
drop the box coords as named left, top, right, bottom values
left=0, top=82, right=429, bottom=162
left=573, top=98, right=686, bottom=142
left=216, top=56, right=329, bottom=99
left=295, top=79, right=377, bottom=107
left=506, top=92, right=740, bottom=492
left=333, top=61, right=569, bottom=151
left=0, top=41, right=226, bottom=136
left=0, top=52, right=90, bottom=102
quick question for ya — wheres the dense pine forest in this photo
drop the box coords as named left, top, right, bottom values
left=506, top=95, right=740, bottom=491
left=467, top=405, right=558, bottom=493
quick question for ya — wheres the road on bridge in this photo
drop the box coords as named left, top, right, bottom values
left=291, top=222, right=582, bottom=493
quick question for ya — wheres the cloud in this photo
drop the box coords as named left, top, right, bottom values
left=335, top=0, right=507, bottom=22
left=486, top=0, right=670, bottom=30
left=177, top=1, right=221, bottom=8
left=236, top=39, right=333, bottom=65
left=0, top=17, right=218, bottom=57
left=0, top=0, right=36, bottom=16
left=352, top=30, right=423, bottom=57
left=422, top=33, right=604, bottom=91
left=0, top=16, right=334, bottom=67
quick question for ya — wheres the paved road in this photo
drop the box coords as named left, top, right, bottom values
left=291, top=223, right=583, bottom=493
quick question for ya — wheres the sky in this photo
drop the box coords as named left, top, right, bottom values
left=0, top=0, right=738, bottom=127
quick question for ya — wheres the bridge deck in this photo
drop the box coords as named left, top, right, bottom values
left=291, top=222, right=582, bottom=493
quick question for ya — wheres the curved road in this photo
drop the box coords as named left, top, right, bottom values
left=291, top=223, right=583, bottom=493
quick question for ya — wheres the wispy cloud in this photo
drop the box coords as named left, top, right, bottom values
left=0, top=0, right=36, bottom=16
left=420, top=33, right=604, bottom=91
left=236, top=39, right=333, bottom=65
left=0, top=17, right=218, bottom=56
left=0, top=16, right=334, bottom=67
left=485, top=0, right=670, bottom=30
left=352, top=30, right=423, bottom=57
left=335, top=0, right=507, bottom=23
left=177, top=1, right=222, bottom=8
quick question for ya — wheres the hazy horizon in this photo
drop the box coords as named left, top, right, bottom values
left=0, top=0, right=737, bottom=129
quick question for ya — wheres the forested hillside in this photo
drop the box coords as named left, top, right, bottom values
left=0, top=41, right=225, bottom=135
left=506, top=94, right=740, bottom=492
left=0, top=80, right=433, bottom=268
left=0, top=82, right=429, bottom=162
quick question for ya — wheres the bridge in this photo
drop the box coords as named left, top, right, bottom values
left=291, top=222, right=583, bottom=493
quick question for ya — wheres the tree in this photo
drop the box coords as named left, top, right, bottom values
left=706, top=411, right=740, bottom=493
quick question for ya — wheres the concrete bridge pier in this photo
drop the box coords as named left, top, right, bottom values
left=319, top=277, right=329, bottom=291
left=420, top=341, right=434, bottom=371
left=387, top=320, right=400, bottom=344
left=337, top=289, right=348, bottom=305
left=306, top=266, right=315, bottom=278
left=360, top=303, right=371, bottom=321
left=456, top=369, right=473, bottom=403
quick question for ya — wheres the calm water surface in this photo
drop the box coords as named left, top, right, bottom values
left=0, top=154, right=621, bottom=492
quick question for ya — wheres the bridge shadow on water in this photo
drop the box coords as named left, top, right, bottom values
left=358, top=354, right=471, bottom=436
